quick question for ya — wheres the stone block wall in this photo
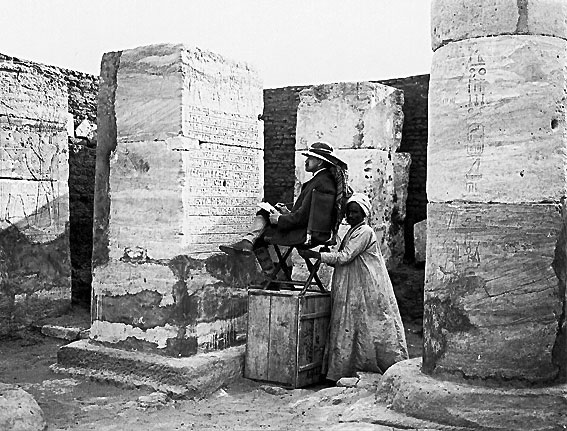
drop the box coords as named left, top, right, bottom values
left=1, top=53, right=100, bottom=311
left=0, top=56, right=71, bottom=335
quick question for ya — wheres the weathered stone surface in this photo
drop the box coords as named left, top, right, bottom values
left=41, top=324, right=81, bottom=341
left=432, top=0, right=567, bottom=51
left=428, top=35, right=567, bottom=203
left=378, top=358, right=567, bottom=431
left=340, top=394, right=466, bottom=431
left=0, top=57, right=71, bottom=336
left=354, top=372, right=382, bottom=390
left=74, top=118, right=96, bottom=141
left=0, top=383, right=46, bottom=431
left=390, top=152, right=411, bottom=266
left=423, top=202, right=563, bottom=383
left=91, top=256, right=256, bottom=355
left=336, top=377, right=359, bottom=387
left=115, top=44, right=263, bottom=146
left=413, top=219, right=427, bottom=263
left=93, top=44, right=263, bottom=357
left=108, top=137, right=263, bottom=257
left=55, top=339, right=244, bottom=398
left=296, top=82, right=403, bottom=151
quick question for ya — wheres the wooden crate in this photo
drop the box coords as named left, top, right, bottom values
left=245, top=289, right=331, bottom=388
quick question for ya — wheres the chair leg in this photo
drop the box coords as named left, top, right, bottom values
left=262, top=245, right=294, bottom=290
left=301, top=257, right=326, bottom=294
left=272, top=245, right=294, bottom=281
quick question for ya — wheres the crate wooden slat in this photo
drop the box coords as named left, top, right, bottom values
left=245, top=289, right=331, bottom=388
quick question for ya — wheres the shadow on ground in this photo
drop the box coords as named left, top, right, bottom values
left=0, top=264, right=425, bottom=430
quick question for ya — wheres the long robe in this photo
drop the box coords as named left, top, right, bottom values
left=320, top=222, right=408, bottom=380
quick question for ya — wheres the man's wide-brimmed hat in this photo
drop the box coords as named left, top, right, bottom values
left=302, top=142, right=347, bottom=169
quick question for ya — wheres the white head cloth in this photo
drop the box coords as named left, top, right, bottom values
left=347, top=193, right=371, bottom=217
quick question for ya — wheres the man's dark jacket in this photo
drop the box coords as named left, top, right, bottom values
left=264, top=168, right=337, bottom=246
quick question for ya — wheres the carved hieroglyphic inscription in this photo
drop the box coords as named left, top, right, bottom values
left=0, top=129, right=67, bottom=180
left=181, top=140, right=262, bottom=250
left=0, top=61, right=68, bottom=243
left=183, top=106, right=259, bottom=148
left=464, top=50, right=487, bottom=196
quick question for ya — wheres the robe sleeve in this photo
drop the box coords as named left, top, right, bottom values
left=320, top=225, right=375, bottom=266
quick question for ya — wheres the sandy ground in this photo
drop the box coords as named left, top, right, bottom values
left=2, top=263, right=426, bottom=430
left=1, top=315, right=424, bottom=431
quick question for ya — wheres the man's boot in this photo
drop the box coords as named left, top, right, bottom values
left=219, top=239, right=253, bottom=255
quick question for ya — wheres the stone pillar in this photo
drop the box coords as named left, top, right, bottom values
left=92, top=44, right=264, bottom=356
left=294, top=82, right=409, bottom=270
left=425, top=0, right=567, bottom=383
left=0, top=58, right=71, bottom=335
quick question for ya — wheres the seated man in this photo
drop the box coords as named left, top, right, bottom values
left=219, top=142, right=348, bottom=271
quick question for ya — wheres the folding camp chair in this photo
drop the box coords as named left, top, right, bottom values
left=263, top=189, right=337, bottom=294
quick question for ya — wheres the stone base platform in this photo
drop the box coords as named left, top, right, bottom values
left=376, top=358, right=567, bottom=430
left=52, top=339, right=244, bottom=398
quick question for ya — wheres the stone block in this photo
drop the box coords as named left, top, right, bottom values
left=354, top=371, right=382, bottom=389
left=74, top=118, right=96, bottom=141
left=115, top=44, right=263, bottom=146
left=91, top=256, right=255, bottom=356
left=393, top=152, right=411, bottom=221
left=41, top=324, right=82, bottom=341
left=296, top=82, right=403, bottom=151
left=0, top=384, right=45, bottom=431
left=0, top=61, right=68, bottom=124
left=413, top=219, right=427, bottom=264
left=423, top=202, right=563, bottom=383
left=108, top=137, right=264, bottom=257
left=55, top=340, right=245, bottom=398
left=428, top=35, right=567, bottom=203
left=431, top=0, right=567, bottom=51
left=93, top=44, right=264, bottom=357
left=378, top=358, right=567, bottom=430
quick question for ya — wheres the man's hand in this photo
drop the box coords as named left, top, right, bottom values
left=269, top=212, right=280, bottom=225
left=298, top=249, right=321, bottom=260
left=275, top=203, right=290, bottom=214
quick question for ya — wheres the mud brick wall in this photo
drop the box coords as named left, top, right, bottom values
left=262, top=86, right=306, bottom=205
left=262, top=74, right=429, bottom=261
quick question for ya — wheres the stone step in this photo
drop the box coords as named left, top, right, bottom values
left=53, top=339, right=244, bottom=399
left=40, top=324, right=89, bottom=341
